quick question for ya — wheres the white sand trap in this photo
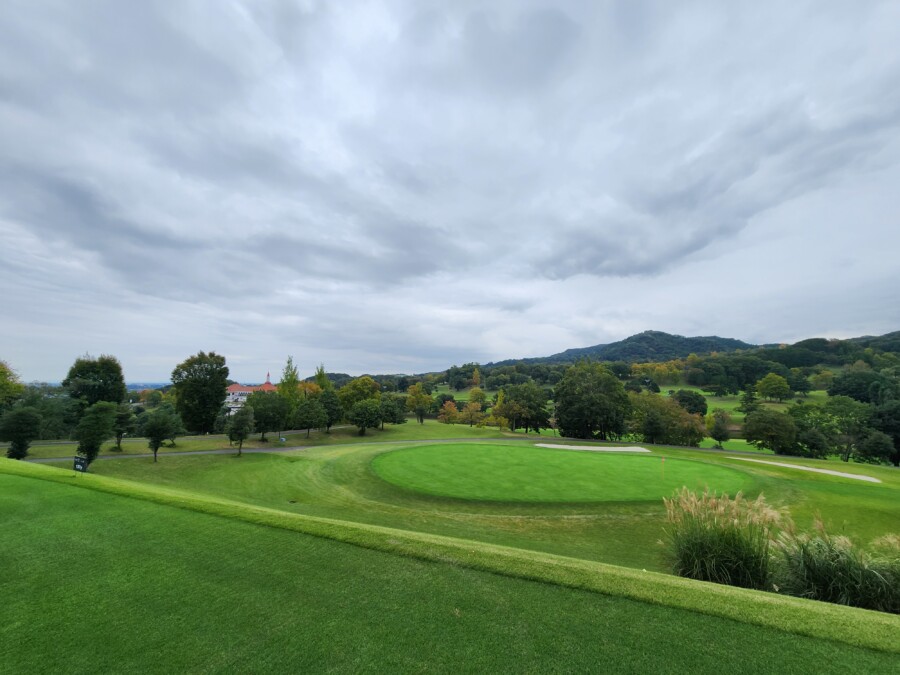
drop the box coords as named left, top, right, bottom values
left=536, top=443, right=651, bottom=453
left=728, top=457, right=881, bottom=483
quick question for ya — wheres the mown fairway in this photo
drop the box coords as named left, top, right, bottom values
left=63, top=434, right=900, bottom=574
left=372, top=444, right=754, bottom=502
left=2, top=470, right=898, bottom=673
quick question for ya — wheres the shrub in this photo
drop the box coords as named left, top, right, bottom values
left=663, top=488, right=783, bottom=590
left=775, top=520, right=900, bottom=614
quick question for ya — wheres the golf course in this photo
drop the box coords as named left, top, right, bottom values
left=3, top=421, right=898, bottom=672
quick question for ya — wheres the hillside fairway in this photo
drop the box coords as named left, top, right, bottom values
left=2, top=471, right=898, bottom=673
left=372, top=444, right=755, bottom=502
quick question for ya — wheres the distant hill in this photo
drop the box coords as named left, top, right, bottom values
left=489, top=331, right=756, bottom=366
left=847, top=330, right=900, bottom=353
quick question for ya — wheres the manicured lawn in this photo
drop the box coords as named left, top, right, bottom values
left=1, top=471, right=897, bottom=672
left=49, top=433, right=899, bottom=576
left=372, top=444, right=756, bottom=502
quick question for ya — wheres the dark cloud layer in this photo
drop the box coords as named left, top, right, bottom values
left=1, top=1, right=899, bottom=381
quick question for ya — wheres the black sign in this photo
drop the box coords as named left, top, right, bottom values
left=73, top=456, right=88, bottom=473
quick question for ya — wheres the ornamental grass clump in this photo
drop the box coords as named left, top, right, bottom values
left=775, top=521, right=900, bottom=614
left=664, top=487, right=783, bottom=590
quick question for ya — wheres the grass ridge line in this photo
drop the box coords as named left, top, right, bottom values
left=3, top=458, right=898, bottom=653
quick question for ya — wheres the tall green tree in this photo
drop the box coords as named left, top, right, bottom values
left=142, top=405, right=184, bottom=462
left=113, top=403, right=137, bottom=451
left=854, top=430, right=894, bottom=465
left=672, top=389, right=708, bottom=416
left=171, top=352, right=229, bottom=434
left=502, top=381, right=550, bottom=433
left=63, top=354, right=126, bottom=407
left=555, top=363, right=630, bottom=440
left=226, top=405, right=254, bottom=455
left=379, top=394, right=408, bottom=430
left=406, top=383, right=431, bottom=424
left=756, top=373, right=792, bottom=402
left=870, top=400, right=900, bottom=466
left=0, top=406, right=42, bottom=459
left=277, top=355, right=303, bottom=418
left=824, top=395, right=872, bottom=462
left=314, top=364, right=333, bottom=391
left=348, top=399, right=381, bottom=435
left=706, top=409, right=731, bottom=449
left=737, top=385, right=760, bottom=414
left=629, top=393, right=705, bottom=446
left=744, top=409, right=797, bottom=455
left=246, top=390, right=290, bottom=441
left=294, top=397, right=327, bottom=438
left=319, top=388, right=343, bottom=432
left=338, top=376, right=380, bottom=411
left=74, top=401, right=117, bottom=465
left=0, top=360, right=25, bottom=410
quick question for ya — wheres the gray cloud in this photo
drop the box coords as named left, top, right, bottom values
left=1, top=1, right=899, bottom=381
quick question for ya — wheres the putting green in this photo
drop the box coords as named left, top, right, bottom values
left=371, top=444, right=755, bottom=503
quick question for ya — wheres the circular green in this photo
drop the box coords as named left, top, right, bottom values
left=371, top=444, right=754, bottom=503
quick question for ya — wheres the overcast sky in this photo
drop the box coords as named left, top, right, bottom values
left=2, top=1, right=899, bottom=383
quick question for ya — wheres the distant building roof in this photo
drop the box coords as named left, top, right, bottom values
left=227, top=372, right=276, bottom=394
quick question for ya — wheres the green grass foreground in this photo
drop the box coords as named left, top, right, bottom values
left=372, top=444, right=754, bottom=502
left=2, top=458, right=899, bottom=668
left=39, top=434, right=900, bottom=574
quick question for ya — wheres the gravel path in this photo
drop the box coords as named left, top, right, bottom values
left=727, top=457, right=882, bottom=483
left=535, top=443, right=651, bottom=453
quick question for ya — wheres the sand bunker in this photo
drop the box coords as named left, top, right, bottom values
left=727, top=457, right=881, bottom=483
left=535, top=443, right=651, bottom=453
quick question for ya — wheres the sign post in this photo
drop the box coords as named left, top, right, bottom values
left=73, top=456, right=88, bottom=474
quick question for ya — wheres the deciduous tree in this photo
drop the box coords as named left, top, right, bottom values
left=437, top=400, right=459, bottom=424
left=338, top=376, right=380, bottom=412
left=74, top=401, right=117, bottom=465
left=226, top=405, right=254, bottom=455
left=277, top=355, right=302, bottom=417
left=113, top=403, right=136, bottom=451
left=348, top=399, right=381, bottom=435
left=142, top=405, right=184, bottom=462
left=379, top=394, right=408, bottom=429
left=555, top=363, right=630, bottom=440
left=294, top=397, right=327, bottom=438
left=672, top=389, right=708, bottom=416
left=744, top=409, right=797, bottom=455
left=460, top=401, right=484, bottom=427
left=756, top=373, right=791, bottom=402
left=406, top=383, right=431, bottom=424
left=0, top=360, right=25, bottom=410
left=63, top=354, right=126, bottom=407
left=171, top=351, right=229, bottom=434
left=319, top=389, right=343, bottom=432
left=246, top=390, right=289, bottom=441
left=0, top=406, right=41, bottom=459
left=707, top=409, right=731, bottom=449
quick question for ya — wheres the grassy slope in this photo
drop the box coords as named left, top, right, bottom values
left=1, top=465, right=898, bottom=671
left=51, top=437, right=900, bottom=573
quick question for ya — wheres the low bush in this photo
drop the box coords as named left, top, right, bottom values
left=663, top=488, right=783, bottom=590
left=775, top=521, right=900, bottom=614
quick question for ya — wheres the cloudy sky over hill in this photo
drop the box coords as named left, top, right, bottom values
left=2, top=1, right=899, bottom=382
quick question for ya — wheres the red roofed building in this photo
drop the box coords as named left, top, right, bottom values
left=225, top=372, right=277, bottom=412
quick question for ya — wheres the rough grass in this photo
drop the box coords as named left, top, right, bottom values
left=372, top=444, right=756, bottom=502
left=665, top=488, right=783, bottom=589
left=2, top=461, right=898, bottom=664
